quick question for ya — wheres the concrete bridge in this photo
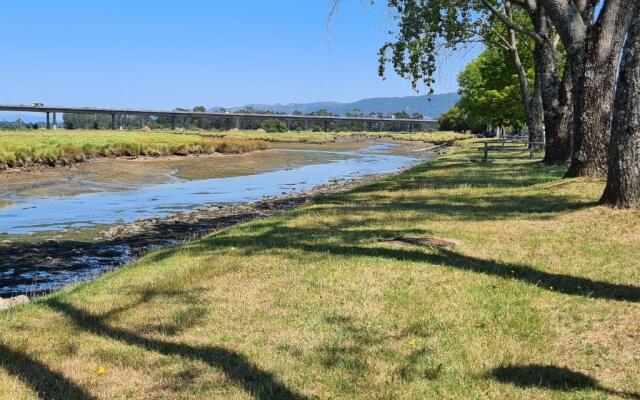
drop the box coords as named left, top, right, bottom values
left=0, top=104, right=439, bottom=132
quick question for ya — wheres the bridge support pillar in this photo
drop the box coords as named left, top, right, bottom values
left=46, top=112, right=51, bottom=129
left=171, top=116, right=176, bottom=130
left=52, top=112, right=57, bottom=130
left=323, top=121, right=329, bottom=132
left=180, top=116, right=185, bottom=129
left=119, top=115, right=124, bottom=130
left=111, top=114, right=116, bottom=130
left=367, top=122, right=372, bottom=132
left=304, top=120, right=309, bottom=131
left=234, top=117, right=240, bottom=130
left=287, top=119, right=291, bottom=132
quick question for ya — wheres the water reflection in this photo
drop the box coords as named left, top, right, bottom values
left=0, top=144, right=419, bottom=234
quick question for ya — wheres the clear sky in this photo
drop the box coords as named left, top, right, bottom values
left=0, top=0, right=481, bottom=110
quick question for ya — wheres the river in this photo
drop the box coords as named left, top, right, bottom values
left=0, top=140, right=428, bottom=296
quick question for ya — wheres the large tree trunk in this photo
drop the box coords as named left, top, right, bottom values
left=534, top=8, right=573, bottom=164
left=600, top=4, right=640, bottom=208
left=564, top=0, right=637, bottom=178
left=541, top=0, right=637, bottom=178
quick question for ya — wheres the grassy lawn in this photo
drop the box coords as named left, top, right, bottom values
left=0, top=130, right=267, bottom=169
left=0, top=141, right=638, bottom=399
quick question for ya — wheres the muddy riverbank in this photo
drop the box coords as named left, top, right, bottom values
left=0, top=174, right=397, bottom=297
left=0, top=140, right=446, bottom=297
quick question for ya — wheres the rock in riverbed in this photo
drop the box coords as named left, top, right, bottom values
left=0, top=295, right=30, bottom=311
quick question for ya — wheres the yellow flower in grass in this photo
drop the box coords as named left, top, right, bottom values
left=97, top=366, right=106, bottom=375
left=409, top=339, right=418, bottom=347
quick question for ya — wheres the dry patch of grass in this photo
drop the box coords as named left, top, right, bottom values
left=348, top=130, right=473, bottom=145
left=0, top=141, right=638, bottom=399
left=0, top=130, right=267, bottom=169
left=202, top=129, right=470, bottom=146
left=201, top=130, right=337, bottom=144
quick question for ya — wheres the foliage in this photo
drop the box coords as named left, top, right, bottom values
left=457, top=47, right=530, bottom=128
left=261, top=119, right=287, bottom=133
left=378, top=0, right=488, bottom=92
left=438, top=106, right=475, bottom=132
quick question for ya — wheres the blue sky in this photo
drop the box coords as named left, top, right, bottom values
left=0, top=1, right=481, bottom=110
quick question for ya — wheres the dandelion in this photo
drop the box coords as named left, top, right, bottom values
left=97, top=366, right=106, bottom=375
left=409, top=339, right=418, bottom=346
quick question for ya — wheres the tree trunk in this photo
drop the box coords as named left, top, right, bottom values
left=541, top=0, right=636, bottom=178
left=527, top=83, right=546, bottom=146
left=600, top=5, right=640, bottom=208
left=564, top=0, right=637, bottom=178
left=505, top=1, right=545, bottom=145
left=534, top=8, right=572, bottom=164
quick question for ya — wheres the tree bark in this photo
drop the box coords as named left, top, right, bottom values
left=566, top=5, right=633, bottom=177
left=600, top=4, right=640, bottom=208
left=533, top=8, right=573, bottom=163
left=506, top=1, right=546, bottom=145
left=541, top=0, right=637, bottom=178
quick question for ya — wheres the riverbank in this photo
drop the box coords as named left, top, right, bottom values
left=0, top=140, right=638, bottom=399
left=0, top=171, right=409, bottom=298
left=0, top=130, right=268, bottom=170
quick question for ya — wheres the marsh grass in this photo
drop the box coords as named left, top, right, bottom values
left=201, top=130, right=337, bottom=144
left=353, top=130, right=473, bottom=144
left=0, top=140, right=638, bottom=399
left=202, top=130, right=470, bottom=145
left=0, top=130, right=267, bottom=169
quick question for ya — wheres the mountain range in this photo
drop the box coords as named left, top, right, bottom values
left=212, top=92, right=459, bottom=118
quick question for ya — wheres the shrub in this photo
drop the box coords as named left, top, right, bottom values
left=262, top=119, right=287, bottom=133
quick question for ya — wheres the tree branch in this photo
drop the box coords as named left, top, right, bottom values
left=480, top=0, right=544, bottom=42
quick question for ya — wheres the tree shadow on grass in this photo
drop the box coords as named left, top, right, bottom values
left=341, top=159, right=565, bottom=193
left=489, top=364, right=640, bottom=399
left=0, top=344, right=96, bottom=400
left=43, top=298, right=306, bottom=400
left=184, top=221, right=640, bottom=303
left=308, top=243, right=640, bottom=303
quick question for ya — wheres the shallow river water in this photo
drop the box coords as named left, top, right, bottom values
left=0, top=143, right=420, bottom=234
left=0, top=141, right=425, bottom=296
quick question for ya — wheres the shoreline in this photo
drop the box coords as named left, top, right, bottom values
left=0, top=144, right=443, bottom=299
left=0, top=147, right=272, bottom=180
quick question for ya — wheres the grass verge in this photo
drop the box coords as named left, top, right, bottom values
left=0, top=141, right=638, bottom=399
left=0, top=130, right=268, bottom=169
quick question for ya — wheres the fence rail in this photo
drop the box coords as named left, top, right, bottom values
left=479, top=139, right=545, bottom=161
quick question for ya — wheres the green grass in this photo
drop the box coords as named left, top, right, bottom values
left=0, top=141, right=638, bottom=399
left=0, top=130, right=268, bottom=169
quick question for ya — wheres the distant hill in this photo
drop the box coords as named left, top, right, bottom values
left=212, top=92, right=459, bottom=119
